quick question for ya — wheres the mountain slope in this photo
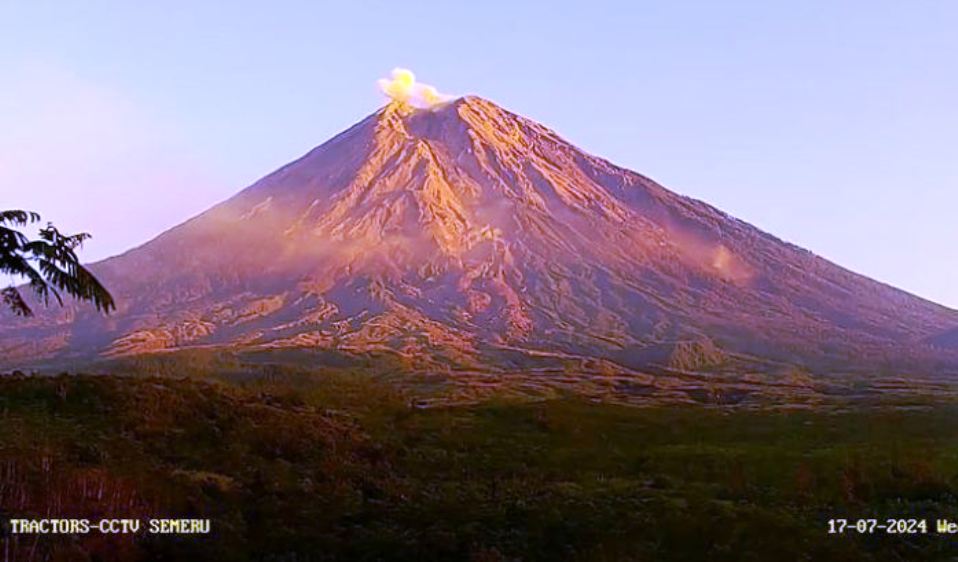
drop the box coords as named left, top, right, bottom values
left=3, top=96, right=957, bottom=377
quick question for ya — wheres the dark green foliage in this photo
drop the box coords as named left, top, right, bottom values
left=2, top=370, right=958, bottom=560
left=0, top=209, right=114, bottom=316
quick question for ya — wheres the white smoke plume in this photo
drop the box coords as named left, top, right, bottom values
left=377, top=68, right=451, bottom=109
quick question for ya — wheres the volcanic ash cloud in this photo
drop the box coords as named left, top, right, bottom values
left=377, top=68, right=450, bottom=109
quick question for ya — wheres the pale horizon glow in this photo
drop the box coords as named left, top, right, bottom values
left=0, top=2, right=955, bottom=308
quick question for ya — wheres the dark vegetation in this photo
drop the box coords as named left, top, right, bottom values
left=2, top=357, right=958, bottom=561
left=0, top=210, right=114, bottom=316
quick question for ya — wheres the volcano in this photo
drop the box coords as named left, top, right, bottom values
left=4, top=96, right=958, bottom=386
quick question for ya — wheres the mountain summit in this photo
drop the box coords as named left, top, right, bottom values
left=4, top=96, right=958, bottom=383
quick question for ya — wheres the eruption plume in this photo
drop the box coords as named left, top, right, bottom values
left=377, top=68, right=450, bottom=109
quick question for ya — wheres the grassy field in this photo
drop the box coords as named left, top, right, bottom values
left=2, top=365, right=958, bottom=561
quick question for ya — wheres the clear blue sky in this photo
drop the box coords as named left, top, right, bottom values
left=1, top=1, right=956, bottom=307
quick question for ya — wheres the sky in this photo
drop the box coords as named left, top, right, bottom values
left=1, top=1, right=956, bottom=307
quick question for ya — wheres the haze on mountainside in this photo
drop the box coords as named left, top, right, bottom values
left=3, top=71, right=958, bottom=400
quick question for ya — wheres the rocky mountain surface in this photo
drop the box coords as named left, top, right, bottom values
left=4, top=96, right=957, bottom=391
